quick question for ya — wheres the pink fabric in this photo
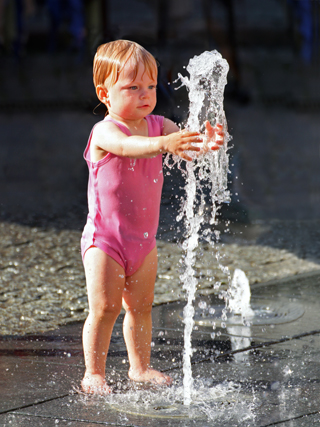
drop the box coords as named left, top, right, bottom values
left=81, top=114, right=164, bottom=276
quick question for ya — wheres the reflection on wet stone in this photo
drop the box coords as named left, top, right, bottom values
left=1, top=221, right=320, bottom=335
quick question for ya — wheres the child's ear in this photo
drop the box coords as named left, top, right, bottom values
left=96, top=85, right=109, bottom=106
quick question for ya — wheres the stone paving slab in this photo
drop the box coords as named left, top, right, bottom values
left=0, top=415, right=91, bottom=427
left=0, top=356, right=82, bottom=414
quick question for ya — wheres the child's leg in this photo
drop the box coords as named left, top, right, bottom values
left=81, top=247, right=126, bottom=394
left=122, top=247, right=172, bottom=386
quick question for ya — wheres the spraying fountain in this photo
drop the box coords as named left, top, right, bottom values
left=170, top=49, right=231, bottom=406
left=158, top=49, right=304, bottom=414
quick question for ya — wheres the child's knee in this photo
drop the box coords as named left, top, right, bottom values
left=123, top=293, right=154, bottom=314
left=91, top=301, right=122, bottom=320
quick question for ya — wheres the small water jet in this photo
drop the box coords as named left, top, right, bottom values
left=228, top=268, right=255, bottom=320
left=193, top=269, right=305, bottom=328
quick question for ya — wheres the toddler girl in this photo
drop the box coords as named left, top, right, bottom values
left=81, top=39, right=224, bottom=394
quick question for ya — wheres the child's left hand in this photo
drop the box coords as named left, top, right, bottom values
left=201, top=121, right=224, bottom=153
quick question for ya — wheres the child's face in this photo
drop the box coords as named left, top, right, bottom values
left=103, top=60, right=157, bottom=122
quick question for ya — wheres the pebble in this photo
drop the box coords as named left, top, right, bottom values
left=0, top=221, right=319, bottom=335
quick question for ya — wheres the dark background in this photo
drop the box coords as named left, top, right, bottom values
left=1, top=0, right=320, bottom=234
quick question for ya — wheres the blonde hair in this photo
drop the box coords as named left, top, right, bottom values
left=93, top=40, right=158, bottom=93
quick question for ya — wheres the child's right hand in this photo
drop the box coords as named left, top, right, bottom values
left=162, top=130, right=203, bottom=161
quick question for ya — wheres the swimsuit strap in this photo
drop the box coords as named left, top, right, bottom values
left=104, top=116, right=132, bottom=136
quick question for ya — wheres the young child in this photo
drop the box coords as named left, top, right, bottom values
left=80, top=39, right=224, bottom=394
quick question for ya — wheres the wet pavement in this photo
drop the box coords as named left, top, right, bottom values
left=1, top=271, right=320, bottom=426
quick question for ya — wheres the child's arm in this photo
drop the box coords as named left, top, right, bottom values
left=91, top=119, right=202, bottom=161
left=91, top=119, right=225, bottom=162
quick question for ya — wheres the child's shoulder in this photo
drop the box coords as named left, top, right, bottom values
left=90, top=118, right=127, bottom=150
left=93, top=117, right=126, bottom=134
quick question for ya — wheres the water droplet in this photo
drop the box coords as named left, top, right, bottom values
left=144, top=232, right=148, bottom=239
left=128, top=159, right=136, bottom=171
left=271, top=381, right=280, bottom=391
left=154, top=179, right=158, bottom=183
left=284, top=366, right=293, bottom=376
left=198, top=301, right=207, bottom=310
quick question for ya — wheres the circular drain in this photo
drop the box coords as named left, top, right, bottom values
left=108, top=400, right=196, bottom=419
left=108, top=396, right=242, bottom=419
left=191, top=300, right=305, bottom=327
left=106, top=384, right=252, bottom=419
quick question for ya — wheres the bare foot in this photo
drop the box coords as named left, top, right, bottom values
left=128, top=368, right=172, bottom=386
left=81, top=374, right=111, bottom=395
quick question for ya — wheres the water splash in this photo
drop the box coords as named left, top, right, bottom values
left=166, top=50, right=231, bottom=406
left=227, top=270, right=253, bottom=362
left=105, top=379, right=255, bottom=424
left=228, top=269, right=254, bottom=320
left=128, top=159, right=136, bottom=171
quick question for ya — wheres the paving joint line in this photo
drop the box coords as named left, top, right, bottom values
left=8, top=412, right=141, bottom=426
left=162, top=328, right=320, bottom=372
left=0, top=392, right=72, bottom=416
left=259, top=409, right=320, bottom=426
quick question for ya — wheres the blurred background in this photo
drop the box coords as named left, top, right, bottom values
left=1, top=0, right=320, bottom=234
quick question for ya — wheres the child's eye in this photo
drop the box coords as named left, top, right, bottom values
left=149, top=85, right=157, bottom=90
left=129, top=86, right=138, bottom=90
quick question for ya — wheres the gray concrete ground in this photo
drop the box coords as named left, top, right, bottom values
left=1, top=272, right=320, bottom=426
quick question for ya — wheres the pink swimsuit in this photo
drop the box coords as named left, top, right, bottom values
left=81, top=114, right=164, bottom=276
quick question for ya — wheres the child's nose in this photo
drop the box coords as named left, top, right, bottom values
left=140, top=88, right=149, bottom=98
